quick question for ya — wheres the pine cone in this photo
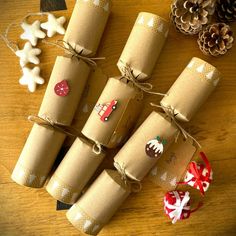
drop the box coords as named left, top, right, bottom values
left=216, top=0, right=236, bottom=22
left=198, top=23, right=234, bottom=56
left=171, top=0, right=216, bottom=35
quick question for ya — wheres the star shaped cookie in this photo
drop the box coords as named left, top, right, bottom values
left=19, top=67, right=45, bottom=92
left=15, top=42, right=41, bottom=67
left=41, top=13, right=66, bottom=37
left=20, top=20, right=46, bottom=46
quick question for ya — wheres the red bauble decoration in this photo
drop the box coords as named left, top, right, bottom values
left=54, top=80, right=69, bottom=97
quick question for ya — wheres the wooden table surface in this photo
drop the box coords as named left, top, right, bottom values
left=0, top=0, right=236, bottom=235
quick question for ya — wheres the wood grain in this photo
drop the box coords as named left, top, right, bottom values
left=0, top=0, right=236, bottom=235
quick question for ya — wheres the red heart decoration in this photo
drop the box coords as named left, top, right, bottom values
left=54, top=80, right=70, bottom=97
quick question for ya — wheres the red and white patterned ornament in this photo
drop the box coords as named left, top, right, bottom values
left=54, top=80, right=70, bottom=97
left=164, top=191, right=191, bottom=224
left=179, top=152, right=213, bottom=195
left=164, top=190, right=202, bottom=224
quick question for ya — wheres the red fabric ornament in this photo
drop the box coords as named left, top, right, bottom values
left=54, top=80, right=69, bottom=97
left=164, top=191, right=191, bottom=224
left=178, top=152, right=213, bottom=195
left=164, top=190, right=202, bottom=224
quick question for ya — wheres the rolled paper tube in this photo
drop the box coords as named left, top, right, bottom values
left=11, top=1, right=111, bottom=188
left=66, top=169, right=131, bottom=235
left=114, top=111, right=179, bottom=181
left=82, top=77, right=142, bottom=148
left=117, top=12, right=169, bottom=80
left=39, top=57, right=90, bottom=125
left=160, top=57, right=221, bottom=122
left=64, top=0, right=111, bottom=55
left=46, top=137, right=105, bottom=204
left=11, top=57, right=90, bottom=188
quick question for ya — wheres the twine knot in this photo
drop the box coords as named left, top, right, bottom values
left=120, top=62, right=166, bottom=97
left=28, top=115, right=103, bottom=154
left=92, top=141, right=103, bottom=155
left=150, top=103, right=202, bottom=148
left=114, top=161, right=142, bottom=193
left=43, top=39, right=105, bottom=69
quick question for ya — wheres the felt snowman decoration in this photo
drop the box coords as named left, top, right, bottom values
left=145, top=136, right=167, bottom=159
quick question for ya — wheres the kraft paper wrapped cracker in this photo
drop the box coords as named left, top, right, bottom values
left=11, top=0, right=111, bottom=188
left=46, top=12, right=170, bottom=203
left=46, top=137, right=105, bottom=204
left=81, top=77, right=142, bottom=148
left=117, top=12, right=169, bottom=80
left=114, top=112, right=179, bottom=181
left=64, top=0, right=111, bottom=55
left=66, top=170, right=131, bottom=235
left=161, top=57, right=221, bottom=122
left=149, top=58, right=221, bottom=190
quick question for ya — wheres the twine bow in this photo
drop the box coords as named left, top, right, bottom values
left=150, top=103, right=202, bottom=149
left=178, top=152, right=212, bottom=196
left=43, top=39, right=105, bottom=69
left=114, top=161, right=142, bottom=193
left=28, top=115, right=103, bottom=154
left=120, top=62, right=166, bottom=97
left=165, top=191, right=190, bottom=224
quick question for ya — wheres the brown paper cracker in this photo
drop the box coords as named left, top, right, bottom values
left=12, top=0, right=111, bottom=188
left=39, top=56, right=90, bottom=125
left=82, top=77, right=142, bottom=148
left=46, top=137, right=105, bottom=204
left=117, top=12, right=169, bottom=80
left=114, top=111, right=179, bottom=181
left=161, top=57, right=221, bottom=122
left=67, top=170, right=131, bottom=235
left=64, top=0, right=111, bottom=55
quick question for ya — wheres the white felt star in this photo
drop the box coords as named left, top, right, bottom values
left=19, top=67, right=44, bottom=92
left=41, top=13, right=66, bottom=37
left=15, top=42, right=41, bottom=67
left=20, top=20, right=46, bottom=46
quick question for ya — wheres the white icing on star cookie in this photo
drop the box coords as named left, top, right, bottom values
left=15, top=42, right=41, bottom=67
left=41, top=13, right=66, bottom=37
left=20, top=20, right=46, bottom=46
left=19, top=67, right=44, bottom=92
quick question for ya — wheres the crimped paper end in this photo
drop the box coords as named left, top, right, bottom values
left=11, top=163, right=46, bottom=188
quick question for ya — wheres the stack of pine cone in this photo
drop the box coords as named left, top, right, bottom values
left=171, top=0, right=235, bottom=56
